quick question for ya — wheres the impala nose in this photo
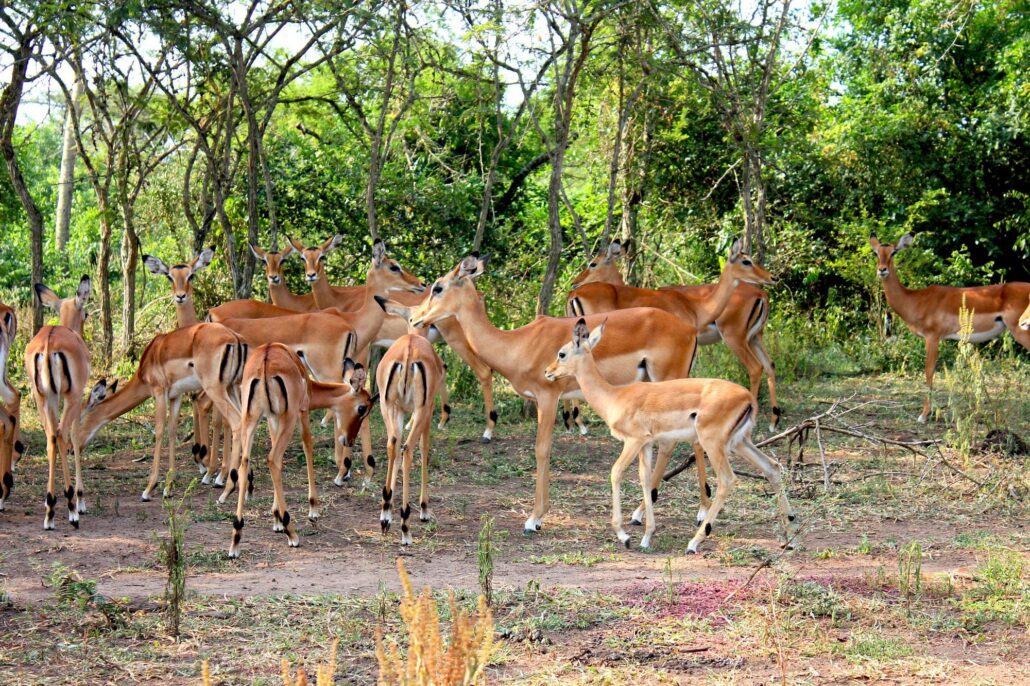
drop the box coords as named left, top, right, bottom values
left=269, top=276, right=281, bottom=284
left=306, top=272, right=318, bottom=282
left=174, top=294, right=187, bottom=304
left=877, top=268, right=889, bottom=279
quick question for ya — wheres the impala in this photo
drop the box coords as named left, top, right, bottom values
left=250, top=243, right=318, bottom=311
left=377, top=301, right=447, bottom=544
left=0, top=301, right=23, bottom=509
left=228, top=344, right=374, bottom=558
left=23, top=277, right=92, bottom=529
left=144, top=247, right=232, bottom=483
left=1020, top=297, right=1030, bottom=330
left=409, top=255, right=700, bottom=534
left=74, top=323, right=247, bottom=501
left=567, top=239, right=780, bottom=431
left=214, top=255, right=413, bottom=491
left=870, top=234, right=1030, bottom=422
left=545, top=319, right=797, bottom=552
left=287, top=235, right=499, bottom=442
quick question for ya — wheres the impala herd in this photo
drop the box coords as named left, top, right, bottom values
left=0, top=233, right=1028, bottom=557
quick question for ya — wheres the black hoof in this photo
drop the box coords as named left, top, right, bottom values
left=623, top=539, right=631, bottom=549
left=630, top=518, right=642, bottom=526
left=71, top=520, right=79, bottom=530
left=381, top=520, right=390, bottom=533
left=480, top=436, right=491, bottom=444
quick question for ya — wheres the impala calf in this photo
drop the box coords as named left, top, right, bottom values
left=409, top=255, right=700, bottom=534
left=545, top=319, right=797, bottom=552
left=228, top=344, right=373, bottom=558
left=870, top=234, right=1030, bottom=422
left=377, top=302, right=447, bottom=544
left=24, top=277, right=92, bottom=529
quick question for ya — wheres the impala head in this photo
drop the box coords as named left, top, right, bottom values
left=338, top=358, right=377, bottom=447
left=250, top=243, right=296, bottom=286
left=723, top=238, right=775, bottom=286
left=869, top=233, right=913, bottom=280
left=409, top=254, right=489, bottom=328
left=144, top=247, right=215, bottom=305
left=288, top=234, right=343, bottom=284
left=544, top=318, right=605, bottom=381
left=572, top=240, right=626, bottom=288
left=35, top=276, right=91, bottom=335
left=85, top=377, right=120, bottom=411
left=1019, top=297, right=1030, bottom=331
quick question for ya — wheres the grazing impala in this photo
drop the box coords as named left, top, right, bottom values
left=377, top=301, right=447, bottom=544
left=23, top=277, right=92, bottom=529
left=409, top=255, right=700, bottom=534
left=228, top=344, right=374, bottom=558
left=567, top=239, right=780, bottom=431
left=545, top=319, right=797, bottom=552
left=74, top=323, right=247, bottom=501
left=287, top=235, right=499, bottom=442
left=870, top=234, right=1030, bottom=422
left=0, top=301, right=23, bottom=509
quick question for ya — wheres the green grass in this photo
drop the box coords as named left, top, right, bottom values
left=838, top=632, right=915, bottom=662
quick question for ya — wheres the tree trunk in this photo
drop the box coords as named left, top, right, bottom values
left=537, top=142, right=567, bottom=316
left=0, top=36, right=45, bottom=332
left=55, top=77, right=84, bottom=251
left=96, top=195, right=114, bottom=365
left=366, top=140, right=381, bottom=242
left=120, top=199, right=139, bottom=356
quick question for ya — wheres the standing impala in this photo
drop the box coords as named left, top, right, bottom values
left=228, top=344, right=374, bottom=558
left=567, top=239, right=780, bottom=431
left=287, top=235, right=500, bottom=442
left=0, top=301, right=23, bottom=509
left=545, top=319, right=797, bottom=552
left=74, top=322, right=247, bottom=501
left=23, top=277, right=92, bottom=529
left=250, top=243, right=318, bottom=311
left=409, top=255, right=700, bottom=534
left=870, top=234, right=1030, bottom=422
left=377, top=301, right=448, bottom=545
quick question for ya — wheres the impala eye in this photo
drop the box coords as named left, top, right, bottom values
left=319, top=255, right=326, bottom=262
left=432, top=284, right=443, bottom=295
left=390, top=265, right=400, bottom=272
left=188, top=273, right=195, bottom=281
left=742, top=259, right=752, bottom=266
left=589, top=262, right=596, bottom=268
left=558, top=352, right=566, bottom=360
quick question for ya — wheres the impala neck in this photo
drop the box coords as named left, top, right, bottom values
left=447, top=292, right=520, bottom=377
left=268, top=280, right=307, bottom=309
left=880, top=266, right=917, bottom=320
left=569, top=353, right=621, bottom=425
left=310, top=265, right=335, bottom=308
left=76, top=375, right=152, bottom=448
left=176, top=298, right=201, bottom=328
left=308, top=381, right=348, bottom=409
left=348, top=281, right=389, bottom=348
left=691, top=268, right=740, bottom=330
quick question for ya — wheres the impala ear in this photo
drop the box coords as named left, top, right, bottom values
left=868, top=234, right=881, bottom=249
left=371, top=239, right=387, bottom=267
left=193, top=247, right=214, bottom=272
left=728, top=238, right=743, bottom=262
left=896, top=233, right=914, bottom=251
left=606, top=240, right=623, bottom=261
left=109, top=379, right=118, bottom=395
left=587, top=320, right=606, bottom=350
left=572, top=318, right=590, bottom=347
left=287, top=235, right=306, bottom=253
left=382, top=299, right=411, bottom=319
left=350, top=365, right=367, bottom=391
left=279, top=242, right=295, bottom=258
left=249, top=244, right=267, bottom=262
left=323, top=234, right=344, bottom=254
left=75, top=276, right=92, bottom=307
left=143, top=254, right=170, bottom=278
left=35, top=284, right=61, bottom=309
left=458, top=254, right=489, bottom=280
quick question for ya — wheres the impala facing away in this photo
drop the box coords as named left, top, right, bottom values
left=0, top=301, right=23, bottom=510
left=377, top=301, right=448, bottom=545
left=545, top=319, right=797, bottom=552
left=74, top=323, right=247, bottom=501
left=410, top=255, right=700, bottom=534
left=567, top=239, right=780, bottom=431
left=228, top=344, right=374, bottom=558
left=870, top=234, right=1030, bottom=422
left=23, top=277, right=92, bottom=529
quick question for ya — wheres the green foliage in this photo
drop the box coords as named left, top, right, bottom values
left=477, top=515, right=495, bottom=606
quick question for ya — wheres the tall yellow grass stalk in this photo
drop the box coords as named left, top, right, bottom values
left=199, top=639, right=338, bottom=686
left=376, top=558, right=495, bottom=685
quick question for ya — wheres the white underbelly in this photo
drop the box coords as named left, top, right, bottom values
left=170, top=376, right=202, bottom=398
left=943, top=318, right=1005, bottom=343
left=560, top=389, right=584, bottom=400
left=654, top=426, right=699, bottom=442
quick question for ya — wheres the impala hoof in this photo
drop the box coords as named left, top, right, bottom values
left=480, top=436, right=491, bottom=444
left=141, top=492, right=152, bottom=502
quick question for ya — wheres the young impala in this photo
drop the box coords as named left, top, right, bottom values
left=409, top=255, right=700, bottom=534
left=74, top=323, right=247, bottom=502
left=23, top=277, right=92, bottom=529
left=545, top=319, right=797, bottom=552
left=377, top=301, right=447, bottom=545
left=228, top=344, right=374, bottom=558
left=0, top=300, right=23, bottom=509
left=870, top=234, right=1030, bottom=422
left=566, top=239, right=780, bottom=431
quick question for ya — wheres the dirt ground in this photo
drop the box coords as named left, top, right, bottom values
left=1, top=372, right=1028, bottom=684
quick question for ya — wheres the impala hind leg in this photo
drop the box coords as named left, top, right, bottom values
left=734, top=436, right=798, bottom=546
left=687, top=439, right=736, bottom=554
left=401, top=409, right=432, bottom=544
left=638, top=443, right=657, bottom=549
left=143, top=393, right=168, bottom=502
left=0, top=411, right=12, bottom=511
left=380, top=410, right=402, bottom=533
left=58, top=396, right=85, bottom=515
left=525, top=396, right=559, bottom=534
left=227, top=410, right=260, bottom=559
left=919, top=337, right=940, bottom=423
left=610, top=438, right=647, bottom=547
left=162, top=395, right=185, bottom=498
left=418, top=421, right=432, bottom=523
left=268, top=414, right=300, bottom=547
left=37, top=391, right=63, bottom=530
left=750, top=335, right=780, bottom=431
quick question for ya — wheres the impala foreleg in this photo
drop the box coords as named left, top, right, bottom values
left=162, top=395, right=185, bottom=498
left=610, top=438, right=647, bottom=548
left=333, top=414, right=355, bottom=487
left=299, top=411, right=318, bottom=520
left=920, top=337, right=940, bottom=423
left=525, top=397, right=559, bottom=533
left=632, top=440, right=674, bottom=526
left=436, top=369, right=451, bottom=430
left=143, top=394, right=168, bottom=502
